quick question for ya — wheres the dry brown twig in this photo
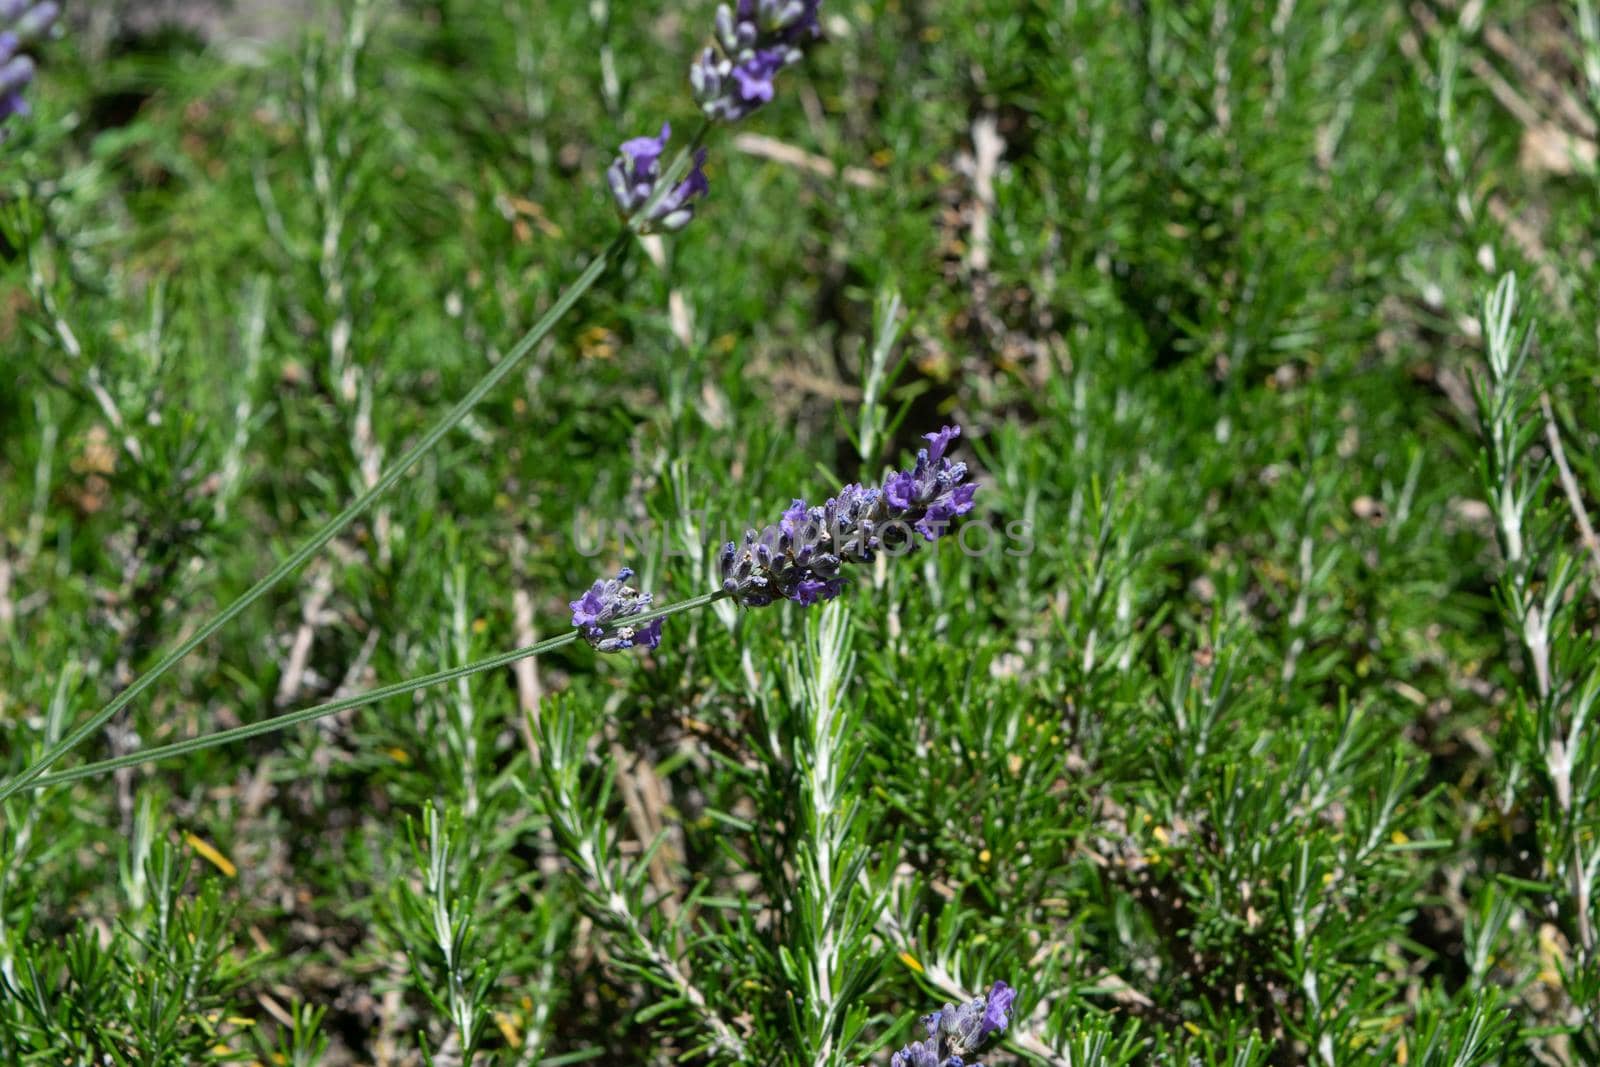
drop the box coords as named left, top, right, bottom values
left=964, top=114, right=1003, bottom=277
left=1480, top=21, right=1596, bottom=138
left=1540, top=393, right=1600, bottom=602
left=607, top=739, right=683, bottom=926
left=731, top=132, right=885, bottom=189
left=276, top=565, right=337, bottom=707
left=511, top=583, right=543, bottom=762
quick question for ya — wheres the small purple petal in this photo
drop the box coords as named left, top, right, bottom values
left=884, top=469, right=915, bottom=510
left=789, top=577, right=842, bottom=605
left=916, top=482, right=977, bottom=540
left=680, top=148, right=711, bottom=198
left=569, top=590, right=604, bottom=631
left=979, top=980, right=1014, bottom=1038
left=636, top=617, right=663, bottom=649
left=619, top=122, right=670, bottom=174
left=731, top=48, right=785, bottom=104
left=780, top=498, right=811, bottom=535
left=923, top=424, right=960, bottom=464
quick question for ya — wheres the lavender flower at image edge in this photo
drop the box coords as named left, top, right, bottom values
left=691, top=0, right=823, bottom=123
left=0, top=1, right=58, bottom=133
left=892, top=980, right=1016, bottom=1067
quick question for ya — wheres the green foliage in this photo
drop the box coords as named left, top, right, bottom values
left=3, top=0, right=1600, bottom=1064
left=3, top=812, right=250, bottom=1065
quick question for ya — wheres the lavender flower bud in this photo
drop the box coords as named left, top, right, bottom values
left=0, top=53, right=33, bottom=97
left=10, top=1, right=54, bottom=40
left=606, top=122, right=710, bottom=233
left=714, top=4, right=757, bottom=53
left=719, top=533, right=775, bottom=606
left=570, top=568, right=663, bottom=654
left=757, top=0, right=814, bottom=32
left=889, top=1042, right=948, bottom=1067
left=822, top=482, right=886, bottom=563
left=689, top=47, right=725, bottom=106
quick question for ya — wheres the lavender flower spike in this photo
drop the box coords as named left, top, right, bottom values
left=570, top=568, right=663, bottom=654
left=889, top=981, right=1014, bottom=1067
left=718, top=424, right=978, bottom=609
left=606, top=123, right=710, bottom=233
left=690, top=0, right=822, bottom=123
left=0, top=1, right=57, bottom=136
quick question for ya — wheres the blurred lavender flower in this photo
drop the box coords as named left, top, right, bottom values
left=890, top=981, right=1015, bottom=1067
left=606, top=122, right=710, bottom=232
left=0, top=1, right=56, bottom=136
left=719, top=425, right=978, bottom=608
left=570, top=568, right=663, bottom=653
left=690, top=0, right=823, bottom=122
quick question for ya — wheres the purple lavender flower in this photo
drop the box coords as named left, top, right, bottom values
left=883, top=426, right=978, bottom=541
left=606, top=123, right=710, bottom=233
left=690, top=0, right=823, bottom=122
left=889, top=982, right=1014, bottom=1067
left=0, top=1, right=56, bottom=137
left=718, top=425, right=978, bottom=609
left=719, top=515, right=844, bottom=607
left=570, top=568, right=663, bottom=654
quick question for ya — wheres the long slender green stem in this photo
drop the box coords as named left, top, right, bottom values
left=27, top=590, right=729, bottom=790
left=1, top=124, right=717, bottom=803
left=0, top=241, right=620, bottom=802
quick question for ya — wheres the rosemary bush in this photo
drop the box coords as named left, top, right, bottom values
left=3, top=0, right=1600, bottom=1063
